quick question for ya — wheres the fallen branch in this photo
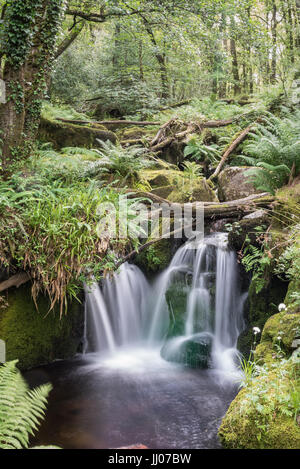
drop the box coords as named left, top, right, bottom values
left=209, top=123, right=254, bottom=181
left=0, top=272, right=31, bottom=293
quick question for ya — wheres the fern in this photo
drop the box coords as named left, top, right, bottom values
left=245, top=163, right=290, bottom=195
left=0, top=361, right=56, bottom=449
left=242, top=112, right=300, bottom=174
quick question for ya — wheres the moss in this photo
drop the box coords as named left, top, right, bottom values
left=0, top=285, right=84, bottom=370
left=219, top=389, right=300, bottom=449
left=219, top=357, right=300, bottom=449
left=135, top=238, right=173, bottom=274
left=139, top=169, right=218, bottom=203
left=276, top=180, right=300, bottom=224
left=238, top=275, right=288, bottom=358
left=255, top=311, right=300, bottom=363
left=38, top=117, right=117, bottom=149
left=165, top=283, right=189, bottom=337
left=121, top=127, right=149, bottom=140
left=285, top=278, right=300, bottom=313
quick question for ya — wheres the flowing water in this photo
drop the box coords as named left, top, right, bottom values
left=26, top=233, right=247, bottom=449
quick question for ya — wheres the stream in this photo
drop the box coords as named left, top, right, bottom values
left=26, top=233, right=246, bottom=449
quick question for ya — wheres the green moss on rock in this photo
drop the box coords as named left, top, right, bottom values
left=255, top=311, right=300, bottom=364
left=237, top=276, right=288, bottom=358
left=38, top=117, right=117, bottom=149
left=139, top=169, right=218, bottom=203
left=135, top=238, right=173, bottom=274
left=219, top=356, right=300, bottom=449
left=0, top=285, right=84, bottom=370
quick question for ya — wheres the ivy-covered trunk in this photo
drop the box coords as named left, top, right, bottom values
left=0, top=0, right=65, bottom=173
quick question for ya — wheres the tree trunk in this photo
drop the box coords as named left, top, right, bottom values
left=141, top=17, right=169, bottom=100
left=0, top=0, right=65, bottom=172
left=271, top=1, right=278, bottom=84
left=230, top=19, right=241, bottom=96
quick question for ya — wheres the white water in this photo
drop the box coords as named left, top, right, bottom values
left=84, top=233, right=247, bottom=376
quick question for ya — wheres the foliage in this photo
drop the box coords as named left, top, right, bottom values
left=84, top=140, right=155, bottom=184
left=238, top=112, right=300, bottom=192
left=241, top=243, right=272, bottom=294
left=0, top=171, right=145, bottom=315
left=184, top=137, right=221, bottom=165
left=182, top=161, right=203, bottom=180
left=245, top=163, right=291, bottom=195
left=0, top=360, right=56, bottom=449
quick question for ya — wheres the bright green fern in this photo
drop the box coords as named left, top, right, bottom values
left=0, top=360, right=55, bottom=449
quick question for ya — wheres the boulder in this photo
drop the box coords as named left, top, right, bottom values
left=0, top=285, right=84, bottom=370
left=38, top=117, right=117, bottom=150
left=161, top=334, right=212, bottom=368
left=228, top=209, right=270, bottom=251
left=218, top=166, right=261, bottom=202
left=255, top=311, right=300, bottom=364
left=140, top=169, right=218, bottom=203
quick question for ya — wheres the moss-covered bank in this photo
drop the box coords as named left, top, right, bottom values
left=0, top=285, right=84, bottom=370
left=38, top=117, right=117, bottom=149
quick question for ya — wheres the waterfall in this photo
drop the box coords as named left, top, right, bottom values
left=84, top=263, right=151, bottom=352
left=84, top=233, right=247, bottom=373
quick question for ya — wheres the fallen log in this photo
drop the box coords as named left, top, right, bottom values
left=117, top=194, right=275, bottom=266
left=209, top=123, right=255, bottom=181
left=56, top=118, right=160, bottom=127
left=0, top=272, right=31, bottom=293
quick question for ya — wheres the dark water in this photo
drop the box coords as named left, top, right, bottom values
left=25, top=348, right=238, bottom=449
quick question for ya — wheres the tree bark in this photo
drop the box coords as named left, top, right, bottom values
left=0, top=0, right=65, bottom=172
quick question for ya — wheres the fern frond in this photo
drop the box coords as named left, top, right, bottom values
left=0, top=361, right=53, bottom=450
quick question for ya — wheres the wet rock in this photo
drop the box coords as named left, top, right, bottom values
left=218, top=166, right=261, bottom=202
left=161, top=334, right=212, bottom=368
left=0, top=284, right=84, bottom=370
left=228, top=209, right=270, bottom=251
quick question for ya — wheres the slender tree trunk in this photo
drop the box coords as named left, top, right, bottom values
left=141, top=17, right=169, bottom=100
left=230, top=18, right=241, bottom=96
left=230, top=37, right=241, bottom=95
left=271, top=0, right=278, bottom=83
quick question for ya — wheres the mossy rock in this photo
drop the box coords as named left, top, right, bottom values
left=150, top=185, right=175, bottom=199
left=121, top=127, right=149, bottom=140
left=228, top=210, right=270, bottom=251
left=165, top=283, right=190, bottom=337
left=237, top=275, right=288, bottom=358
left=135, top=238, right=173, bottom=274
left=218, top=166, right=261, bottom=202
left=275, top=179, right=300, bottom=226
left=255, top=311, right=300, bottom=364
left=0, top=285, right=84, bottom=370
left=285, top=278, right=300, bottom=313
left=161, top=334, right=212, bottom=368
left=219, top=385, right=300, bottom=449
left=38, top=117, right=117, bottom=150
left=139, top=169, right=218, bottom=203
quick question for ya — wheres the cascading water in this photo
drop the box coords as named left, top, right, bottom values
left=84, top=263, right=151, bottom=353
left=31, top=233, right=247, bottom=449
left=84, top=233, right=247, bottom=375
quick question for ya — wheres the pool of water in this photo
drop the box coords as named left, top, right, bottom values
left=25, top=348, right=239, bottom=449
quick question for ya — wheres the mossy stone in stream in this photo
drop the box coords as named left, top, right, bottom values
left=0, top=285, right=84, bottom=370
left=161, top=334, right=212, bottom=368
